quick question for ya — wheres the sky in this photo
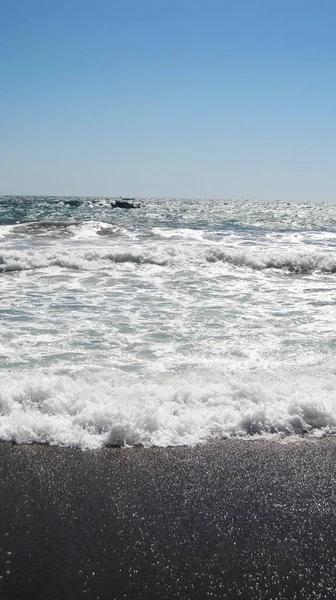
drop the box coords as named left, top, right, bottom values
left=0, top=0, right=335, bottom=200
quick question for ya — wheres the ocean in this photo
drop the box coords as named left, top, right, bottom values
left=1, top=196, right=336, bottom=449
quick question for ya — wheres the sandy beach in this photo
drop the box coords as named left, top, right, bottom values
left=1, top=438, right=336, bottom=599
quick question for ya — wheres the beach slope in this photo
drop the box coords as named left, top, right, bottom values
left=1, top=439, right=336, bottom=599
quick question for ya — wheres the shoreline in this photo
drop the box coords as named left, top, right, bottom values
left=1, top=438, right=336, bottom=599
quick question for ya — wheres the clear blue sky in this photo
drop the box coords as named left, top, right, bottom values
left=0, top=0, right=335, bottom=200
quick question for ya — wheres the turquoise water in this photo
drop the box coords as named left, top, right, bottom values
left=1, top=197, right=336, bottom=447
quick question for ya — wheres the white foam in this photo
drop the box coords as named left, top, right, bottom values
left=205, top=248, right=336, bottom=273
left=2, top=199, right=336, bottom=449
left=1, top=241, right=336, bottom=274
left=0, top=365, right=335, bottom=448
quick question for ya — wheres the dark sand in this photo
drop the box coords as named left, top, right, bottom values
left=1, top=439, right=336, bottom=599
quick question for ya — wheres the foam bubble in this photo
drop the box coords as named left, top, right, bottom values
left=1, top=242, right=336, bottom=275
left=206, top=248, right=336, bottom=274
left=0, top=365, right=335, bottom=448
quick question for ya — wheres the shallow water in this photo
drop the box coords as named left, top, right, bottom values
left=1, top=196, right=336, bottom=447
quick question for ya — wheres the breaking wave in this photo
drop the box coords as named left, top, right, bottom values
left=0, top=247, right=168, bottom=272
left=1, top=244, right=336, bottom=274
left=0, top=220, right=121, bottom=238
left=205, top=248, right=336, bottom=273
left=0, top=365, right=335, bottom=448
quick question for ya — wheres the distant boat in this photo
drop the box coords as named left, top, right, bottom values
left=110, top=198, right=140, bottom=209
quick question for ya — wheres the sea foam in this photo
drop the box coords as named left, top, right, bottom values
left=1, top=197, right=336, bottom=449
left=1, top=243, right=336, bottom=274
left=0, top=364, right=335, bottom=448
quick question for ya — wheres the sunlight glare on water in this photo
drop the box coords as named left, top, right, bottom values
left=1, top=196, right=336, bottom=447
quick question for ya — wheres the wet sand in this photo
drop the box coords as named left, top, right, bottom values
left=1, top=438, right=336, bottom=599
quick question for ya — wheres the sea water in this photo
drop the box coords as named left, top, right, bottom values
left=0, top=196, right=336, bottom=448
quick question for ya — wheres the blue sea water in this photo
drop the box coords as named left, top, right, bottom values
left=1, top=196, right=336, bottom=448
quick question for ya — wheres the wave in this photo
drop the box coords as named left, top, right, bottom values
left=206, top=248, right=336, bottom=274
left=105, top=252, right=168, bottom=266
left=1, top=244, right=336, bottom=275
left=0, top=247, right=168, bottom=273
left=0, top=220, right=121, bottom=238
left=0, top=365, right=335, bottom=448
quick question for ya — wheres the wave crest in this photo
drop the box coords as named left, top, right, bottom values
left=0, top=367, right=335, bottom=448
left=1, top=244, right=336, bottom=274
left=206, top=248, right=336, bottom=273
